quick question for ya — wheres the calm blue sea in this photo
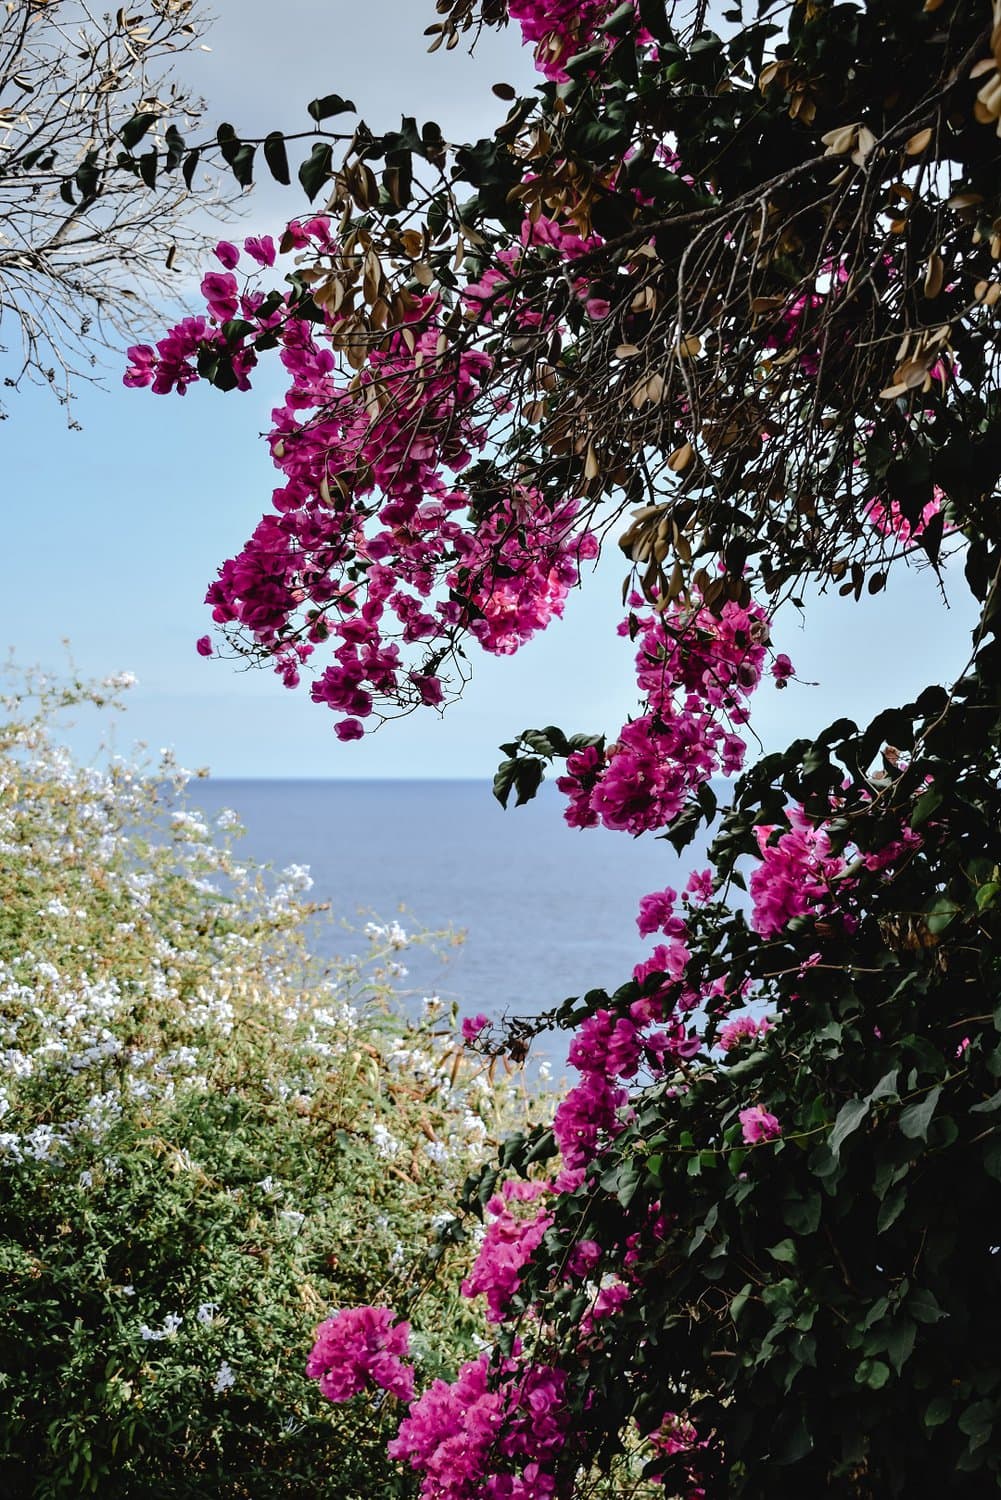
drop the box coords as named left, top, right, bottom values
left=186, top=779, right=709, bottom=1049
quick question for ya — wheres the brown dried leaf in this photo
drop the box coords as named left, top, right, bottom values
left=758, top=60, right=785, bottom=92
left=851, top=125, right=877, bottom=165
left=583, top=444, right=600, bottom=481
left=905, top=127, right=933, bottom=155
left=821, top=123, right=858, bottom=156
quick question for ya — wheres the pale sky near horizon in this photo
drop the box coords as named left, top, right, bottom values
left=0, top=1, right=979, bottom=778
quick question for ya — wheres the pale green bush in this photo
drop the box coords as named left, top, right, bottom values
left=0, top=667, right=534, bottom=1498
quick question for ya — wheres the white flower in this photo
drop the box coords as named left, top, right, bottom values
left=212, top=1360, right=235, bottom=1393
left=196, top=1302, right=219, bottom=1325
left=371, top=1123, right=401, bottom=1160
left=142, top=1311, right=182, bottom=1340
left=387, top=921, right=408, bottom=949
left=280, top=1209, right=305, bottom=1229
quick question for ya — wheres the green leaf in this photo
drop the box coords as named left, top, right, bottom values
left=855, top=1358, right=890, bottom=1389
left=493, top=759, right=516, bottom=808
left=927, top=897, right=960, bottom=935
left=164, top=125, right=185, bottom=173
left=637, top=0, right=673, bottom=42
left=181, top=150, right=201, bottom=190
left=925, top=1395, right=953, bottom=1428
left=768, top=1238, right=797, bottom=1264
left=876, top=1185, right=907, bottom=1233
left=137, top=150, right=157, bottom=190
left=612, top=1160, right=644, bottom=1209
left=525, top=1129, right=558, bottom=1166
left=783, top=1191, right=821, bottom=1235
left=229, top=143, right=256, bottom=189
left=599, top=1, right=639, bottom=35
left=899, top=1085, right=942, bottom=1141
left=74, top=152, right=100, bottom=201
left=868, top=1067, right=900, bottom=1104
left=513, top=757, right=545, bottom=807
left=730, top=1282, right=752, bottom=1323
left=976, top=881, right=1001, bottom=912
left=299, top=142, right=332, bottom=201
left=885, top=1317, right=917, bottom=1375
left=959, top=1400, right=994, bottom=1444
left=307, top=93, right=357, bottom=122
left=909, top=1288, right=947, bottom=1323
left=911, top=785, right=943, bottom=828
left=829, top=1097, right=869, bottom=1158
left=263, top=132, right=291, bottom=186
left=119, top=112, right=158, bottom=151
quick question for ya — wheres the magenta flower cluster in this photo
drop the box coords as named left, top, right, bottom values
left=306, top=1304, right=414, bottom=1404
left=508, top=0, right=648, bottom=81
left=127, top=227, right=599, bottom=739
left=461, top=1178, right=554, bottom=1323
left=388, top=1353, right=573, bottom=1500
left=749, top=804, right=848, bottom=938
left=557, top=592, right=771, bottom=835
left=738, top=1105, right=783, bottom=1146
left=749, top=796, right=924, bottom=940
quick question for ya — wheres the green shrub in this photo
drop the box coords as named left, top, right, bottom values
left=0, top=668, right=532, bottom=1498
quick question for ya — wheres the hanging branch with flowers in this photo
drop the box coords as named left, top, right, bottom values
left=129, top=0, right=1001, bottom=1494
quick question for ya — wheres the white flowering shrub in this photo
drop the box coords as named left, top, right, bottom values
left=0, top=667, right=535, bottom=1498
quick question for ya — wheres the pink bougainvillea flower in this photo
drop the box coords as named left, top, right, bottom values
left=200, top=271, right=240, bottom=322
left=244, top=234, right=277, bottom=268
left=461, top=1013, right=490, bottom=1043
left=718, top=1015, right=772, bottom=1052
left=306, top=1305, right=414, bottom=1404
left=334, top=717, right=364, bottom=741
left=739, top=1104, right=782, bottom=1145
left=213, top=240, right=240, bottom=269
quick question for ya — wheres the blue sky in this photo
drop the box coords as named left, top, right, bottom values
left=0, top=1, right=978, bottom=778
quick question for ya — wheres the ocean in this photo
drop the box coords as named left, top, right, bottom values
left=186, top=779, right=708, bottom=1061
